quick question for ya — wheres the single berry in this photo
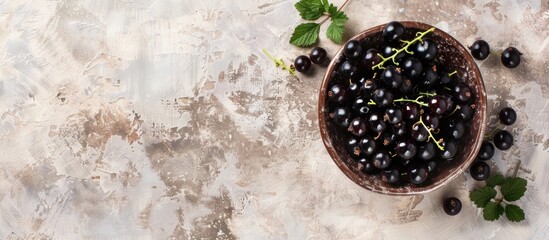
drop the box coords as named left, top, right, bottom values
left=359, top=137, right=376, bottom=156
left=429, top=96, right=447, bottom=115
left=328, top=84, right=348, bottom=103
left=453, top=83, right=473, bottom=103
left=385, top=108, right=403, bottom=124
left=458, top=104, right=474, bottom=122
left=443, top=197, right=462, bottom=216
left=373, top=151, right=391, bottom=169
left=352, top=98, right=371, bottom=116
left=358, top=158, right=378, bottom=175
left=494, top=130, right=513, bottom=150
left=373, top=88, right=394, bottom=107
left=411, top=123, right=428, bottom=142
left=381, top=65, right=403, bottom=89
left=362, top=48, right=382, bottom=69
left=501, top=47, right=522, bottom=68
left=381, top=168, right=401, bottom=184
left=414, top=39, right=438, bottom=61
left=369, top=112, right=387, bottom=132
left=469, top=40, right=490, bottom=60
left=408, top=162, right=429, bottom=185
left=294, top=55, right=311, bottom=73
left=470, top=161, right=490, bottom=181
left=393, top=122, right=408, bottom=136
left=499, top=107, right=517, bottom=125
left=477, top=141, right=495, bottom=160
left=396, top=141, right=417, bottom=160
left=331, top=107, right=351, bottom=127
left=348, top=117, right=368, bottom=137
left=403, top=103, right=420, bottom=121
left=340, top=61, right=357, bottom=78
left=424, top=113, right=440, bottom=129
left=344, top=40, right=363, bottom=59
left=309, top=47, right=327, bottom=64
left=382, top=21, right=405, bottom=43
left=441, top=140, right=457, bottom=159
left=402, top=57, right=423, bottom=79
left=347, top=138, right=360, bottom=156
left=446, top=118, right=465, bottom=139
left=417, top=142, right=436, bottom=160
left=421, top=68, right=439, bottom=90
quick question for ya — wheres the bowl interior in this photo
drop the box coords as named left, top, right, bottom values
left=318, top=22, right=487, bottom=195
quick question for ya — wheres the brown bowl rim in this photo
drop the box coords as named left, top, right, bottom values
left=318, top=21, right=487, bottom=195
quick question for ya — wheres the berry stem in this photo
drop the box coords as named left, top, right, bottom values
left=372, top=27, right=435, bottom=70
left=448, top=70, right=458, bottom=77
left=417, top=115, right=445, bottom=151
left=484, top=122, right=503, bottom=140
left=419, top=92, right=436, bottom=97
left=368, top=99, right=376, bottom=105
left=262, top=49, right=297, bottom=77
left=393, top=96, right=428, bottom=107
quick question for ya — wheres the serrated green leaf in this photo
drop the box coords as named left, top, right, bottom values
left=486, top=174, right=505, bottom=187
left=483, top=201, right=504, bottom=221
left=501, top=177, right=527, bottom=201
left=505, top=204, right=525, bottom=222
left=290, top=23, right=321, bottom=47
left=326, top=11, right=348, bottom=44
left=470, top=186, right=497, bottom=208
left=294, top=0, right=325, bottom=20
left=326, top=3, right=339, bottom=16
left=321, top=0, right=329, bottom=12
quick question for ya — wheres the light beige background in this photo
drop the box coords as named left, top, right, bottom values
left=0, top=0, right=548, bottom=239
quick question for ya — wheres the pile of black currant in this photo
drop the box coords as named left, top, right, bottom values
left=469, top=107, right=516, bottom=181
left=327, top=21, right=477, bottom=186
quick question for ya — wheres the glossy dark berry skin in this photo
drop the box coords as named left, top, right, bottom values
left=413, top=39, right=438, bottom=61
left=348, top=117, right=368, bottom=137
left=383, top=21, right=405, bottom=43
left=362, top=79, right=377, bottom=98
left=358, top=157, right=378, bottom=175
left=343, top=40, right=363, bottom=59
left=331, top=107, right=351, bottom=127
left=429, top=96, right=447, bottom=115
left=443, top=197, right=462, bottom=216
left=424, top=113, right=440, bottom=129
left=411, top=123, right=428, bottom=142
left=369, top=113, right=387, bottom=132
left=421, top=68, right=439, bottom=90
left=340, top=61, right=357, bottom=78
left=501, top=47, right=522, bottom=68
left=441, top=140, right=457, bottom=159
left=381, top=65, right=403, bottom=89
left=469, top=40, right=490, bottom=60
left=417, top=142, right=436, bottom=160
left=381, top=168, right=401, bottom=184
left=294, top=55, right=311, bottom=73
left=372, top=151, right=391, bottom=169
left=362, top=48, right=382, bottom=69
left=477, top=141, right=495, bottom=161
left=403, top=103, right=420, bottom=121
left=396, top=141, right=417, bottom=160
left=402, top=57, right=423, bottom=79
left=373, top=88, right=394, bottom=107
left=348, top=138, right=360, bottom=156
left=385, top=108, right=403, bottom=125
left=309, top=47, right=328, bottom=64
left=494, top=130, right=513, bottom=150
left=499, top=107, right=517, bottom=125
left=359, top=137, right=376, bottom=156
left=446, top=119, right=465, bottom=139
left=458, top=104, right=474, bottom=122
left=470, top=161, right=490, bottom=181
left=453, top=83, right=473, bottom=103
left=328, top=85, right=348, bottom=103
left=352, top=98, right=371, bottom=116
left=408, top=162, right=429, bottom=185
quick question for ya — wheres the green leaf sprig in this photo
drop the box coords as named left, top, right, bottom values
left=470, top=161, right=527, bottom=222
left=290, top=0, right=350, bottom=47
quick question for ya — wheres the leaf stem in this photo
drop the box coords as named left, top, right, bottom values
left=318, top=0, right=351, bottom=26
left=393, top=96, right=429, bottom=107
left=419, top=92, right=436, bottom=97
left=512, top=160, right=521, bottom=178
left=372, top=27, right=435, bottom=70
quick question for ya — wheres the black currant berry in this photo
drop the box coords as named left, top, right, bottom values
left=381, top=65, right=403, bottom=89
left=413, top=39, right=438, bottom=61
left=501, top=47, right=522, bottom=68
left=373, top=88, right=394, bottom=107
left=469, top=40, right=490, bottom=60
left=477, top=141, right=495, bottom=161
left=470, top=161, right=490, bottom=181
left=331, top=107, right=351, bottom=127
left=362, top=48, right=382, bottom=69
left=408, top=162, right=429, bottom=185
left=294, top=55, right=311, bottom=73
left=443, top=197, right=462, bottom=216
left=402, top=57, right=423, bottom=79
left=344, top=40, right=363, bottom=59
left=340, top=61, right=357, bottom=78
left=328, top=84, right=348, bottom=103
left=309, top=47, right=328, bottom=64
left=382, top=21, right=405, bottom=43
left=348, top=117, right=368, bottom=137
left=373, top=151, right=391, bottom=169
left=494, top=130, right=513, bottom=150
left=499, top=107, right=517, bottom=125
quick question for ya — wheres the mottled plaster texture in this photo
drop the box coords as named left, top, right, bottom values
left=0, top=0, right=548, bottom=239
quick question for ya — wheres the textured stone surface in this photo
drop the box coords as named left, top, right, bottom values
left=0, top=0, right=548, bottom=239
